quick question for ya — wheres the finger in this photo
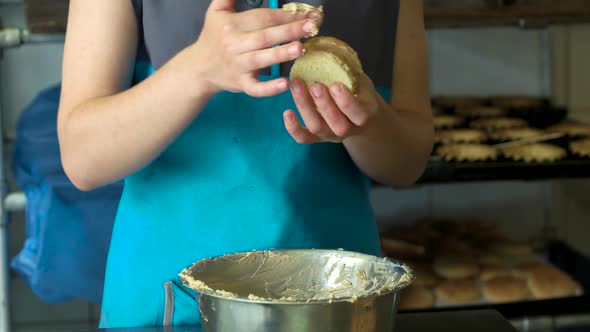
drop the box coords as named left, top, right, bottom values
left=283, top=110, right=319, bottom=144
left=236, top=8, right=314, bottom=31
left=239, top=41, right=303, bottom=71
left=242, top=77, right=289, bottom=98
left=310, top=83, right=355, bottom=137
left=236, top=19, right=317, bottom=53
left=329, top=82, right=374, bottom=127
left=210, top=0, right=235, bottom=12
left=291, top=79, right=329, bottom=136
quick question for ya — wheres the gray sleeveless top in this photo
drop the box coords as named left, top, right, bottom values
left=131, top=0, right=399, bottom=88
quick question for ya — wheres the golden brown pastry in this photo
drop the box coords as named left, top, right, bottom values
left=436, top=144, right=498, bottom=162
left=476, top=253, right=503, bottom=266
left=456, top=106, right=507, bottom=118
left=501, top=143, right=567, bottom=163
left=480, top=265, right=512, bottom=281
left=290, top=36, right=362, bottom=93
left=435, top=129, right=488, bottom=144
left=570, top=139, right=590, bottom=158
left=548, top=123, right=590, bottom=137
left=434, top=115, right=465, bottom=129
left=399, top=285, right=435, bottom=310
left=470, top=117, right=528, bottom=131
left=433, top=256, right=480, bottom=279
left=490, top=240, right=534, bottom=257
left=482, top=276, right=531, bottom=303
left=405, top=262, right=439, bottom=288
left=527, top=268, right=579, bottom=300
left=435, top=279, right=482, bottom=305
left=432, top=96, right=484, bottom=108
left=490, top=128, right=545, bottom=141
left=511, top=262, right=560, bottom=279
left=490, top=96, right=545, bottom=108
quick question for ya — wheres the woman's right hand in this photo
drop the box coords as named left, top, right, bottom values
left=192, top=0, right=321, bottom=97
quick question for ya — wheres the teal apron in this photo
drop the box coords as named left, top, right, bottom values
left=99, top=0, right=392, bottom=328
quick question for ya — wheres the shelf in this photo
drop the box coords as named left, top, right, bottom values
left=21, top=0, right=590, bottom=34
left=424, top=0, right=590, bottom=29
left=416, top=156, right=590, bottom=184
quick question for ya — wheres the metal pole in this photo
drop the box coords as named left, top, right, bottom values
left=0, top=70, right=10, bottom=332
left=1, top=28, right=65, bottom=49
left=0, top=17, right=10, bottom=332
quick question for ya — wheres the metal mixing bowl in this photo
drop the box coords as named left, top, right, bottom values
left=179, top=249, right=414, bottom=332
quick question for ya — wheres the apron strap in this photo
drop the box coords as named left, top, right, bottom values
left=269, top=0, right=281, bottom=78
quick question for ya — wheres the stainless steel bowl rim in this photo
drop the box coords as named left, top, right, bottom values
left=180, top=249, right=416, bottom=305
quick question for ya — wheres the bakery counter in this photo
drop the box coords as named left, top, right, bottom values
left=89, top=310, right=517, bottom=332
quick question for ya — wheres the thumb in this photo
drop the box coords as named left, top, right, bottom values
left=209, top=0, right=235, bottom=12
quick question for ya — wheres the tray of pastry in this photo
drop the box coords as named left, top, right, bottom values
left=380, top=218, right=590, bottom=319
left=415, top=95, right=590, bottom=183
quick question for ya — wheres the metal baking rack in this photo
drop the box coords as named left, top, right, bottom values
left=0, top=11, right=65, bottom=332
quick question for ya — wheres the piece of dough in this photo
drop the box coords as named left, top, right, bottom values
left=290, top=36, right=363, bottom=93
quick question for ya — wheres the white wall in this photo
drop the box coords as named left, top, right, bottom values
left=429, top=28, right=551, bottom=97
left=0, top=1, right=573, bottom=328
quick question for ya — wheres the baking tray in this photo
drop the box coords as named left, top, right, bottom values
left=399, top=240, right=590, bottom=319
left=417, top=156, right=590, bottom=184
left=414, top=101, right=590, bottom=184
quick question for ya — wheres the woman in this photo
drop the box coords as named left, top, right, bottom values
left=58, top=0, right=432, bottom=328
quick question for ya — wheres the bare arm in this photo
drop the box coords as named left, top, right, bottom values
left=285, top=0, right=433, bottom=187
left=58, top=0, right=316, bottom=191
left=342, top=0, right=433, bottom=186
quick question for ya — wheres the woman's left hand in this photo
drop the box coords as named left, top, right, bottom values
left=284, top=74, right=383, bottom=144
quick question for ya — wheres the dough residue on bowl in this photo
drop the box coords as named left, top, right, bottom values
left=179, top=250, right=414, bottom=304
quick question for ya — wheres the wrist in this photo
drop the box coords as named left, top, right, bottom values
left=180, top=43, right=220, bottom=100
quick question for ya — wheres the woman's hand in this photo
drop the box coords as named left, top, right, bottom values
left=192, top=0, right=321, bottom=98
left=284, top=74, right=383, bottom=144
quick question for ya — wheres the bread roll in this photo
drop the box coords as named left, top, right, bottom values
left=399, top=285, right=435, bottom=310
left=480, top=265, right=512, bottom=281
left=527, top=268, right=578, bottom=300
left=433, top=256, right=480, bottom=279
left=435, top=279, right=482, bottom=305
left=290, top=36, right=363, bottom=93
left=482, top=276, right=530, bottom=303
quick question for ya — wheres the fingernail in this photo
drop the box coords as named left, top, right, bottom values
left=288, top=44, right=300, bottom=57
left=303, top=20, right=317, bottom=34
left=291, top=81, right=301, bottom=93
left=307, top=11, right=322, bottom=20
left=311, top=84, right=323, bottom=98
left=330, top=84, right=342, bottom=96
left=277, top=80, right=288, bottom=90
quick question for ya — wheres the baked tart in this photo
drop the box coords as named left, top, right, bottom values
left=548, top=123, right=590, bottom=137
left=456, top=106, right=507, bottom=118
left=432, top=96, right=483, bottom=108
left=490, top=128, right=545, bottom=141
left=502, top=143, right=567, bottom=163
left=434, top=115, right=464, bottom=129
left=436, top=144, right=498, bottom=162
left=470, top=117, right=528, bottom=131
left=435, top=129, right=487, bottom=144
left=490, top=96, right=545, bottom=108
left=570, top=139, right=590, bottom=158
